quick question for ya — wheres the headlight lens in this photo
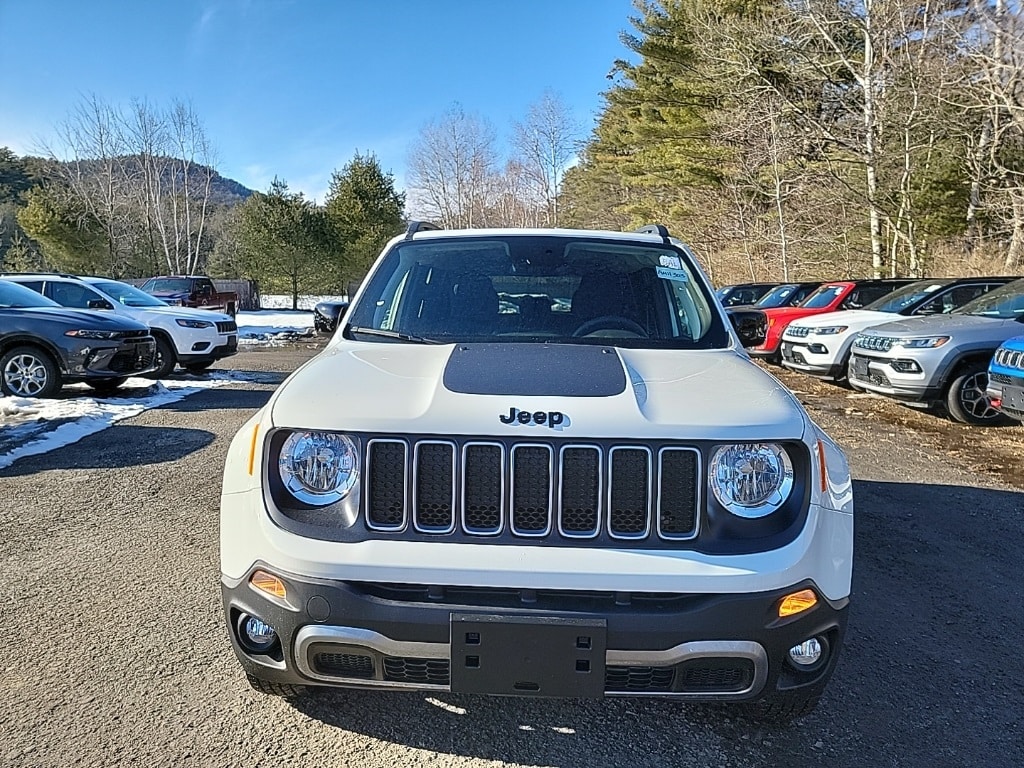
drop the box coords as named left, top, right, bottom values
left=710, top=443, right=794, bottom=518
left=895, top=336, right=950, bottom=348
left=176, top=318, right=214, bottom=328
left=814, top=326, right=848, bottom=335
left=64, top=329, right=122, bottom=340
left=278, top=431, right=359, bottom=505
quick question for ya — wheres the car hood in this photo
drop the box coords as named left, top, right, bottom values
left=789, top=309, right=895, bottom=332
left=860, top=313, right=1020, bottom=339
left=268, top=342, right=809, bottom=441
left=133, top=305, right=233, bottom=323
left=2, top=307, right=150, bottom=331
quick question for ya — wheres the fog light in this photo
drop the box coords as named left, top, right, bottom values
left=239, top=613, right=278, bottom=653
left=891, top=359, right=921, bottom=373
left=788, top=637, right=823, bottom=667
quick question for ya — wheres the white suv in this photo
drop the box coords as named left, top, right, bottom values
left=781, top=277, right=1017, bottom=383
left=219, top=223, right=854, bottom=722
left=2, top=274, right=237, bottom=377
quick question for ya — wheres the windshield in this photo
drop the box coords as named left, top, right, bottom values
left=142, top=277, right=190, bottom=292
left=954, top=280, right=1024, bottom=319
left=864, top=280, right=947, bottom=313
left=0, top=280, right=60, bottom=308
left=345, top=235, right=729, bottom=348
left=799, top=284, right=846, bottom=309
left=754, top=284, right=799, bottom=308
left=94, top=280, right=169, bottom=308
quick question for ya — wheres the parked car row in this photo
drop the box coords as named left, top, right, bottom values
left=0, top=272, right=239, bottom=398
left=723, top=275, right=1024, bottom=427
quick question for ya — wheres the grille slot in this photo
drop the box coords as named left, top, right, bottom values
left=367, top=440, right=407, bottom=530
left=605, top=665, right=675, bottom=692
left=414, top=442, right=456, bottom=533
left=511, top=445, right=553, bottom=536
left=383, top=657, right=451, bottom=685
left=658, top=449, right=699, bottom=538
left=462, top=443, right=504, bottom=534
left=559, top=446, right=601, bottom=537
left=608, top=448, right=651, bottom=539
left=678, top=658, right=755, bottom=692
left=314, top=653, right=375, bottom=679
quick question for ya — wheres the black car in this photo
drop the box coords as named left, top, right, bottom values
left=0, top=279, right=157, bottom=397
left=715, top=282, right=778, bottom=307
left=313, top=300, right=349, bottom=334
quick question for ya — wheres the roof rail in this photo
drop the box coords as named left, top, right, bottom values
left=635, top=224, right=671, bottom=243
left=404, top=221, right=441, bottom=239
left=0, top=271, right=81, bottom=279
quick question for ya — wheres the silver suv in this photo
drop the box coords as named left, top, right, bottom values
left=847, top=278, right=1024, bottom=424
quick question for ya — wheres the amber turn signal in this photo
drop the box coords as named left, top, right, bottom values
left=778, top=589, right=818, bottom=617
left=250, top=570, right=287, bottom=600
left=247, top=424, right=260, bottom=476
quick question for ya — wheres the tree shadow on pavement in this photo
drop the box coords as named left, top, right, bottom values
left=0, top=424, right=215, bottom=477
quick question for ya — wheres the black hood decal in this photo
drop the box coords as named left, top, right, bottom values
left=443, top=343, right=627, bottom=397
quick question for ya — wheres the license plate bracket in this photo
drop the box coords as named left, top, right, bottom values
left=851, top=356, right=869, bottom=377
left=450, top=614, right=607, bottom=698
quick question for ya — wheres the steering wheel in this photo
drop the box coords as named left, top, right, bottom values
left=572, top=315, right=648, bottom=338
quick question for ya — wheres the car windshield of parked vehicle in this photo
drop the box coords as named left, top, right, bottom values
left=799, top=284, right=845, bottom=309
left=94, top=280, right=170, bottom=308
left=863, top=280, right=947, bottom=313
left=754, top=284, right=798, bottom=308
left=953, top=280, right=1024, bottom=320
left=142, top=278, right=191, bottom=292
left=0, top=280, right=61, bottom=309
left=345, top=235, right=729, bottom=348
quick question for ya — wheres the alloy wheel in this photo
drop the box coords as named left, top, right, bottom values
left=3, top=353, right=51, bottom=397
left=958, top=371, right=999, bottom=421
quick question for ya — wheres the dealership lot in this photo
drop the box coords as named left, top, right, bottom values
left=1, top=342, right=1021, bottom=768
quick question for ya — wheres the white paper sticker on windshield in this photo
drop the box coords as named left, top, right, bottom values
left=657, top=266, right=689, bottom=282
left=659, top=254, right=682, bottom=269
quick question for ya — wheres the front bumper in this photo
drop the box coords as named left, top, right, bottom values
left=987, top=371, right=1024, bottom=421
left=63, top=338, right=158, bottom=380
left=846, top=352, right=941, bottom=402
left=780, top=341, right=845, bottom=380
left=223, top=568, right=847, bottom=701
left=177, top=334, right=238, bottom=363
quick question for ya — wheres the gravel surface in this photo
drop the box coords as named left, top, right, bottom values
left=1, top=342, right=1021, bottom=768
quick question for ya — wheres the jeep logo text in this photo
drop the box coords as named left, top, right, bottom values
left=499, top=407, right=565, bottom=428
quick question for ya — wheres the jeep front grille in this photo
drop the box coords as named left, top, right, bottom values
left=994, top=347, right=1024, bottom=371
left=216, top=320, right=238, bottom=333
left=853, top=335, right=896, bottom=352
left=364, top=438, right=700, bottom=542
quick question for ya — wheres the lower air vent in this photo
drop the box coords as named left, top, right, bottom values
left=313, top=653, right=375, bottom=679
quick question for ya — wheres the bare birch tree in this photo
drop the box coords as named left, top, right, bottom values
left=406, top=104, right=499, bottom=228
left=511, top=90, right=583, bottom=226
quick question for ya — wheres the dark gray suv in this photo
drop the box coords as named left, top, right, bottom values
left=0, top=279, right=157, bottom=397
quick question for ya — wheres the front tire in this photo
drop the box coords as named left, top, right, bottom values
left=1, top=346, right=62, bottom=398
left=145, top=336, right=177, bottom=379
left=945, top=364, right=1012, bottom=426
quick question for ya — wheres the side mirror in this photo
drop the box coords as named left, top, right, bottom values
left=729, top=309, right=767, bottom=347
left=88, top=299, right=114, bottom=310
left=334, top=302, right=350, bottom=320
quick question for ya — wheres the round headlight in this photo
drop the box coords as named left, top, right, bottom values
left=279, top=431, right=359, bottom=505
left=710, top=443, right=794, bottom=518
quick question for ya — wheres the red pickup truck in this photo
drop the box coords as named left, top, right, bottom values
left=140, top=276, right=238, bottom=316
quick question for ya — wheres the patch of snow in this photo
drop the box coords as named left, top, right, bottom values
left=259, top=294, right=347, bottom=310
left=236, top=309, right=316, bottom=344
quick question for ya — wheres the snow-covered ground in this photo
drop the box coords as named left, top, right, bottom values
left=259, top=294, right=347, bottom=311
left=0, top=309, right=317, bottom=470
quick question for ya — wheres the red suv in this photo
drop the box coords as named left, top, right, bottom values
left=746, top=279, right=917, bottom=363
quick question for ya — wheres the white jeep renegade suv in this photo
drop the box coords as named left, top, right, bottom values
left=220, top=224, right=853, bottom=722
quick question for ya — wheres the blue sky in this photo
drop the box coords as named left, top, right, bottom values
left=0, top=1, right=636, bottom=202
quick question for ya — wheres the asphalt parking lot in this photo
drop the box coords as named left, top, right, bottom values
left=1, top=342, right=1022, bottom=768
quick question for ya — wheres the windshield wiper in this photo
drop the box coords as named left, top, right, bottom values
left=346, top=326, right=443, bottom=344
